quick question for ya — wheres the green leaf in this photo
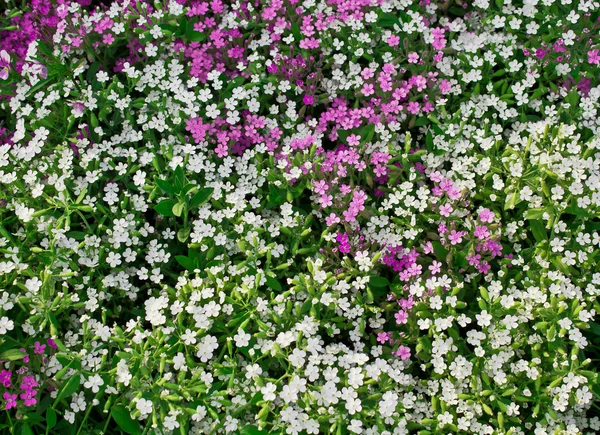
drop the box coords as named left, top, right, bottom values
left=528, top=219, right=548, bottom=243
left=176, top=256, right=195, bottom=271
left=155, top=178, right=176, bottom=195
left=550, top=257, right=570, bottom=275
left=172, top=202, right=185, bottom=217
left=425, top=130, right=434, bottom=151
left=291, top=23, right=302, bottom=41
left=524, top=208, right=545, bottom=220
left=369, top=276, right=389, bottom=288
left=241, top=425, right=268, bottom=435
left=155, top=199, right=177, bottom=217
left=178, top=18, right=188, bottom=37
left=377, top=13, right=400, bottom=28
left=158, top=24, right=177, bottom=33
left=187, top=31, right=206, bottom=42
left=112, top=405, right=141, bottom=435
left=20, top=424, right=34, bottom=435
left=190, top=188, right=214, bottom=209
left=174, top=165, right=185, bottom=191
left=46, top=409, right=57, bottom=429
left=177, top=228, right=190, bottom=243
left=504, top=192, right=519, bottom=210
left=266, top=276, right=282, bottom=291
left=360, top=124, right=375, bottom=144
left=55, top=374, right=81, bottom=403
left=0, top=349, right=27, bottom=361
left=414, top=117, right=428, bottom=127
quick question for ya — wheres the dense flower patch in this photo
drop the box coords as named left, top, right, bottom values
left=1, top=0, right=600, bottom=433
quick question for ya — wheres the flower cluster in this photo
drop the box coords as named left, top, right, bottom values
left=0, top=0, right=599, bottom=434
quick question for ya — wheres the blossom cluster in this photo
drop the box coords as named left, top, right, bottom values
left=0, top=0, right=599, bottom=434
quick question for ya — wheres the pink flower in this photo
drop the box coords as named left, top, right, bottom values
left=347, top=134, right=361, bottom=147
left=479, top=208, right=495, bottom=223
left=387, top=35, right=400, bottom=46
left=303, top=94, right=314, bottom=105
left=0, top=50, right=10, bottom=80
left=394, top=345, right=411, bottom=360
left=377, top=332, right=391, bottom=344
left=395, top=310, right=408, bottom=324
left=429, top=260, right=442, bottom=275
left=474, top=226, right=490, bottom=239
left=361, top=83, right=375, bottom=96
left=588, top=49, right=600, bottom=65
left=439, top=204, right=452, bottom=217
left=325, top=213, right=340, bottom=226
left=448, top=230, right=464, bottom=245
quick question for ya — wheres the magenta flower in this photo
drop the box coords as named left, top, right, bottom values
left=33, top=341, right=46, bottom=355
left=3, top=392, right=17, bottom=410
left=0, top=370, right=12, bottom=388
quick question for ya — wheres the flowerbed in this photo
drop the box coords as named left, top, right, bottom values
left=1, top=0, right=600, bottom=433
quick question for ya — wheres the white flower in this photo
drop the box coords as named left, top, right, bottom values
left=234, top=328, right=251, bottom=347
left=261, top=383, right=277, bottom=401
left=0, top=317, right=14, bottom=334
left=245, top=363, right=262, bottom=379
left=136, top=398, right=153, bottom=416
left=25, top=277, right=42, bottom=294
left=476, top=310, right=492, bottom=327
left=84, top=374, right=104, bottom=393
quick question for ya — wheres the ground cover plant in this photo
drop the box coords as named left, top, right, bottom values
left=0, top=0, right=600, bottom=434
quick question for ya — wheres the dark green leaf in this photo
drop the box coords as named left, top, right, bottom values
left=174, top=166, right=185, bottom=191
left=176, top=256, right=195, bottom=271
left=155, top=178, right=176, bottom=195
left=190, top=188, right=214, bottom=209
left=158, top=24, right=177, bottom=33
left=21, top=424, right=34, bottom=435
left=291, top=23, right=302, bottom=41
left=155, top=199, right=177, bottom=217
left=187, top=30, right=206, bottom=42
left=178, top=18, right=188, bottom=37
left=377, top=13, right=400, bottom=28
left=426, top=130, right=434, bottom=151
left=528, top=219, right=547, bottom=243
left=369, top=276, right=389, bottom=288
left=241, top=425, right=268, bottom=435
left=112, top=405, right=141, bottom=435
left=56, top=374, right=80, bottom=403
left=46, top=409, right=57, bottom=429
left=414, top=117, right=428, bottom=127
left=266, top=276, right=282, bottom=291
